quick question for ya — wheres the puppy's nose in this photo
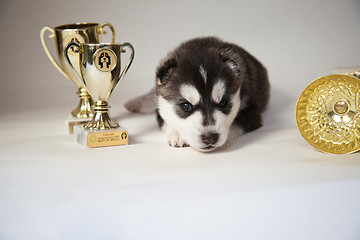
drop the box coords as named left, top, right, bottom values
left=201, top=133, right=219, bottom=145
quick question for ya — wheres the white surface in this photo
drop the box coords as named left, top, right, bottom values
left=1, top=108, right=360, bottom=240
left=1, top=0, right=360, bottom=239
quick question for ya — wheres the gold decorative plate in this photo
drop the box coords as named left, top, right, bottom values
left=296, top=74, right=360, bottom=154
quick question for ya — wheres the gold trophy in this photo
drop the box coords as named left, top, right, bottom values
left=65, top=42, right=134, bottom=148
left=296, top=68, right=360, bottom=154
left=40, top=22, right=115, bottom=133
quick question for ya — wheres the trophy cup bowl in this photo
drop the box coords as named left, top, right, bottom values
left=296, top=73, right=360, bottom=154
left=40, top=22, right=115, bottom=133
left=65, top=42, right=135, bottom=148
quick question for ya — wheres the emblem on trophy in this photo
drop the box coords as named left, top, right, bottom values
left=95, top=49, right=116, bottom=71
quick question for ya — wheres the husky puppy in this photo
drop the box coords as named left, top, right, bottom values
left=125, top=37, right=270, bottom=152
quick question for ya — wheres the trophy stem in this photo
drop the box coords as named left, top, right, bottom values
left=83, top=101, right=119, bottom=130
left=71, top=88, right=94, bottom=118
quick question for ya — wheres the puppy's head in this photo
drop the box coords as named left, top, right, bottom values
left=156, top=51, right=243, bottom=152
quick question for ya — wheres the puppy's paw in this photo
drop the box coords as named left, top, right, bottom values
left=161, top=123, right=189, bottom=148
left=167, top=132, right=189, bottom=148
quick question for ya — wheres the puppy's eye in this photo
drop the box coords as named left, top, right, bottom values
left=219, top=99, right=228, bottom=107
left=179, top=101, right=193, bottom=112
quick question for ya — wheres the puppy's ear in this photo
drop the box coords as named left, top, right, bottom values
left=224, top=58, right=241, bottom=76
left=156, top=58, right=176, bottom=86
left=219, top=50, right=242, bottom=77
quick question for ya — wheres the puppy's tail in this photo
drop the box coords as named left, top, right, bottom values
left=124, top=88, right=156, bottom=114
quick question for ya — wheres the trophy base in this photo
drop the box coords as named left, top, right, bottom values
left=66, top=115, right=92, bottom=134
left=296, top=74, right=360, bottom=154
left=74, top=125, right=129, bottom=148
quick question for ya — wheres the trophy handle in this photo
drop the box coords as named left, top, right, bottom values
left=40, top=26, right=69, bottom=79
left=100, top=23, right=115, bottom=43
left=64, top=42, right=84, bottom=88
left=118, top=42, right=135, bottom=85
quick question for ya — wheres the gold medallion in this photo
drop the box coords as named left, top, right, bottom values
left=296, top=74, right=360, bottom=154
left=94, top=48, right=117, bottom=72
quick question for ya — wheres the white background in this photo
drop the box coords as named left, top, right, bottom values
left=1, top=0, right=360, bottom=239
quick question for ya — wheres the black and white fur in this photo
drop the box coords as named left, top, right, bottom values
left=125, top=37, right=270, bottom=152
